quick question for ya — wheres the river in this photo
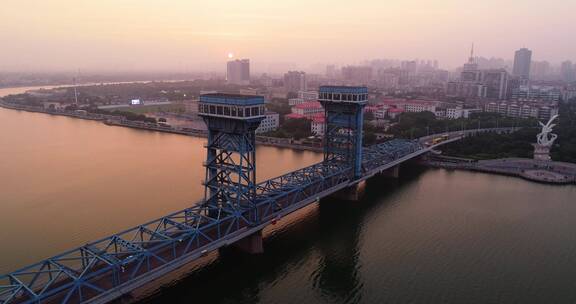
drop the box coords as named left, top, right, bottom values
left=1, top=87, right=576, bottom=303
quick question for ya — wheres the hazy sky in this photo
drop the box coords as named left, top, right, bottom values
left=1, top=0, right=575, bottom=73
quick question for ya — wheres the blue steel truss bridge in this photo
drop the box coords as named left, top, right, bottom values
left=0, top=87, right=519, bottom=304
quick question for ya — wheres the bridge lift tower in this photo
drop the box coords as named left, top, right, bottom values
left=318, top=86, right=367, bottom=179
left=198, top=93, right=266, bottom=225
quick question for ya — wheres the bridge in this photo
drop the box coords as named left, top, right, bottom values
left=0, top=86, right=518, bottom=304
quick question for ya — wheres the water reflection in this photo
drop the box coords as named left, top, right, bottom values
left=313, top=197, right=365, bottom=303
left=312, top=166, right=425, bottom=304
left=0, top=107, right=321, bottom=273
left=140, top=165, right=425, bottom=304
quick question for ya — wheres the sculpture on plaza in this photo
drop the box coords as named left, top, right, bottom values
left=536, top=115, right=559, bottom=147
left=533, top=114, right=558, bottom=161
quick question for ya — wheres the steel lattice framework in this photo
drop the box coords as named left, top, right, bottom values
left=202, top=120, right=261, bottom=221
left=319, top=86, right=367, bottom=178
left=0, top=137, right=449, bottom=304
left=0, top=161, right=353, bottom=304
left=1, top=93, right=514, bottom=303
left=362, top=139, right=423, bottom=173
left=199, top=93, right=267, bottom=225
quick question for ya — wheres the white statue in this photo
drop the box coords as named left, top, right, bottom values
left=537, top=115, right=558, bottom=147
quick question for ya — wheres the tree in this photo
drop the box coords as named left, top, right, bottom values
left=363, top=120, right=378, bottom=145
left=266, top=100, right=291, bottom=124
left=364, top=130, right=377, bottom=145
left=282, top=118, right=311, bottom=140
left=388, top=111, right=537, bottom=139
left=64, top=104, right=79, bottom=111
left=364, top=111, right=375, bottom=121
left=286, top=92, right=298, bottom=99
left=111, top=110, right=157, bottom=123
left=441, top=101, right=576, bottom=163
left=441, top=129, right=537, bottom=160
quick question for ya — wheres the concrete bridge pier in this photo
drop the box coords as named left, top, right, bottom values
left=380, top=165, right=400, bottom=178
left=331, top=181, right=366, bottom=201
left=230, top=230, right=264, bottom=254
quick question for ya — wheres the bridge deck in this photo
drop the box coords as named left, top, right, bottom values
left=0, top=128, right=518, bottom=304
left=1, top=154, right=361, bottom=304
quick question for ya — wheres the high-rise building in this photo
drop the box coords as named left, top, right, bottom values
left=485, top=101, right=559, bottom=121
left=510, top=85, right=562, bottom=102
left=255, top=112, right=280, bottom=134
left=560, top=61, right=575, bottom=83
left=341, top=66, right=373, bottom=84
left=460, top=45, right=482, bottom=82
left=288, top=91, right=318, bottom=106
left=563, top=87, right=576, bottom=101
left=530, top=61, right=551, bottom=80
left=463, top=44, right=478, bottom=72
left=400, top=61, right=418, bottom=76
left=326, top=65, right=337, bottom=78
left=446, top=82, right=487, bottom=99
left=283, top=71, right=307, bottom=93
left=446, top=45, right=488, bottom=99
left=482, top=69, right=509, bottom=100
left=227, top=59, right=250, bottom=85
left=512, top=48, right=532, bottom=80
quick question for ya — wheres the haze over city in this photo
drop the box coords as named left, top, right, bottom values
left=2, top=1, right=576, bottom=304
left=1, top=0, right=576, bottom=73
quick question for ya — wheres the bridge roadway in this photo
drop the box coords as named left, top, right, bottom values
left=0, top=128, right=518, bottom=304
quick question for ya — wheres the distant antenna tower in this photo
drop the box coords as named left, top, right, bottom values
left=469, top=43, right=475, bottom=63
left=73, top=77, right=79, bottom=105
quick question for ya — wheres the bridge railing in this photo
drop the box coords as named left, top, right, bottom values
left=254, top=161, right=352, bottom=221
left=0, top=203, right=239, bottom=304
left=0, top=161, right=354, bottom=304
left=362, top=139, right=424, bottom=173
left=419, top=127, right=521, bottom=144
left=0, top=127, right=522, bottom=304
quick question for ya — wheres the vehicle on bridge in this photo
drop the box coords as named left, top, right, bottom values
left=427, top=134, right=450, bottom=146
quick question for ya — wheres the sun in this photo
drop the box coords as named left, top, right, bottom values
left=227, top=52, right=234, bottom=59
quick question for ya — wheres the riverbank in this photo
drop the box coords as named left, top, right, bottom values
left=0, top=101, right=323, bottom=152
left=426, top=156, right=576, bottom=184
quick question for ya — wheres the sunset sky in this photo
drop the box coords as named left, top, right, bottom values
left=1, top=0, right=575, bottom=73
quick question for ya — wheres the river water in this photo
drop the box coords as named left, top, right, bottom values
left=1, top=87, right=576, bottom=303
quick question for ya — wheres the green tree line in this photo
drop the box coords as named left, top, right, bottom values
left=388, top=111, right=537, bottom=139
left=441, top=101, right=576, bottom=163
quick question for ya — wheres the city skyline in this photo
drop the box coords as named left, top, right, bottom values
left=1, top=0, right=576, bottom=73
left=2, top=1, right=576, bottom=303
